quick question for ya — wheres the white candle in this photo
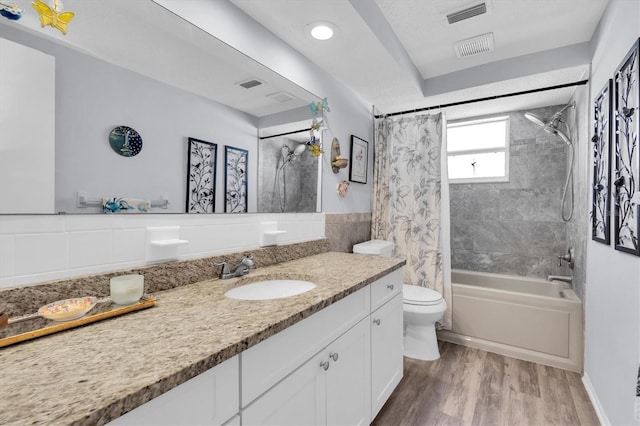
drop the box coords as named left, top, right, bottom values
left=110, top=274, right=144, bottom=305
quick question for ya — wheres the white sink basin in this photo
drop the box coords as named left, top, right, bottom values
left=224, top=280, right=316, bottom=300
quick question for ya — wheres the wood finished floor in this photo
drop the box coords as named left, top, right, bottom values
left=372, top=341, right=599, bottom=426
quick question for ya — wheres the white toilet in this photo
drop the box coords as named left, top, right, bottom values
left=353, top=239, right=447, bottom=361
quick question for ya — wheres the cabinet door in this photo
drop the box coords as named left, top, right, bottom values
left=242, top=351, right=327, bottom=426
left=325, top=317, right=371, bottom=426
left=109, top=355, right=239, bottom=426
left=371, top=293, right=404, bottom=419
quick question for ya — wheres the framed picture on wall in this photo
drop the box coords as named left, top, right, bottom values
left=349, top=135, right=368, bottom=184
left=592, top=79, right=613, bottom=244
left=613, top=38, right=640, bottom=256
left=186, top=137, right=217, bottom=213
left=225, top=145, right=248, bottom=213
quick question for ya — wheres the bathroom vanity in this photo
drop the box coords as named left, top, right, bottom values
left=0, top=252, right=405, bottom=425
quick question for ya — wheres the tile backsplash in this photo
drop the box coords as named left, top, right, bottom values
left=0, top=213, right=325, bottom=288
left=325, top=212, right=372, bottom=252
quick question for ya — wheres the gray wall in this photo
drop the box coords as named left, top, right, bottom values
left=450, top=106, right=572, bottom=280
left=584, top=1, right=640, bottom=424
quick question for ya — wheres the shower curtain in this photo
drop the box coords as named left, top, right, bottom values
left=372, top=112, right=452, bottom=330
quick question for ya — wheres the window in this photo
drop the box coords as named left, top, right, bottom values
left=447, top=116, right=509, bottom=183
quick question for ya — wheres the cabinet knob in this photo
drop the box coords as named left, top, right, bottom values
left=387, top=284, right=394, bottom=290
left=320, top=360, right=330, bottom=371
left=329, top=352, right=339, bottom=362
left=373, top=318, right=381, bottom=326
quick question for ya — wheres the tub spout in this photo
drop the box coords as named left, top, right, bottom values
left=547, top=274, right=572, bottom=284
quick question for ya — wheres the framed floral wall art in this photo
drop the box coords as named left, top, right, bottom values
left=592, top=79, right=613, bottom=244
left=349, top=135, right=368, bottom=184
left=225, top=145, right=248, bottom=213
left=186, top=137, right=217, bottom=213
left=613, top=38, right=640, bottom=256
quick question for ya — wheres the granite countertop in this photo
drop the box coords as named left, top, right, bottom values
left=0, top=252, right=404, bottom=425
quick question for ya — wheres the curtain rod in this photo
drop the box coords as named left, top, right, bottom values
left=258, top=127, right=311, bottom=140
left=374, top=79, right=589, bottom=119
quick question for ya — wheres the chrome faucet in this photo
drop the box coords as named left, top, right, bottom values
left=214, top=254, right=256, bottom=279
left=557, top=247, right=575, bottom=269
left=547, top=274, right=573, bottom=284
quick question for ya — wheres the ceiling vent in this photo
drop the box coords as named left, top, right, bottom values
left=266, top=91, right=295, bottom=103
left=454, top=33, right=494, bottom=58
left=238, top=79, right=263, bottom=89
left=446, top=2, right=487, bottom=24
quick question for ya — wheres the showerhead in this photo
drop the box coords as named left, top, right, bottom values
left=546, top=126, right=571, bottom=144
left=523, top=112, right=546, bottom=127
left=293, top=144, right=307, bottom=156
left=280, top=143, right=307, bottom=170
left=524, top=103, right=574, bottom=145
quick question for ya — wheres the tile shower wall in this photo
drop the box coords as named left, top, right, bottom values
left=325, top=212, right=372, bottom=253
left=450, top=106, right=572, bottom=279
left=566, top=85, right=589, bottom=300
left=258, top=137, right=319, bottom=213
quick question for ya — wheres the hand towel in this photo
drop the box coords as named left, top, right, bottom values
left=102, top=197, right=150, bottom=214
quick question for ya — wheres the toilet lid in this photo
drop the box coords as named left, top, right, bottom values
left=403, top=284, right=443, bottom=306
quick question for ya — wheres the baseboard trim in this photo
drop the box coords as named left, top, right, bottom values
left=582, top=372, right=610, bottom=426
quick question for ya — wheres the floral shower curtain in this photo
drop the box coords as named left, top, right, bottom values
left=372, top=112, right=452, bottom=329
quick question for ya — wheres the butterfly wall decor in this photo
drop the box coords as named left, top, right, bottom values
left=309, top=97, right=330, bottom=116
left=32, top=0, right=74, bottom=35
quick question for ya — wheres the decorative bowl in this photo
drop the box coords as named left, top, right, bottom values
left=38, top=296, right=97, bottom=322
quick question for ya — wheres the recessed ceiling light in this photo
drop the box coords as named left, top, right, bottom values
left=309, top=22, right=335, bottom=40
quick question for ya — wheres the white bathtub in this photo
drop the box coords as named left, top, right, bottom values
left=437, top=269, right=583, bottom=372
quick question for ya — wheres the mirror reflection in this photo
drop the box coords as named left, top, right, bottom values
left=0, top=0, right=322, bottom=215
left=258, top=121, right=322, bottom=213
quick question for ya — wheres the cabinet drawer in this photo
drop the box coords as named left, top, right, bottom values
left=109, top=355, right=239, bottom=426
left=241, top=286, right=370, bottom=406
left=370, top=268, right=402, bottom=311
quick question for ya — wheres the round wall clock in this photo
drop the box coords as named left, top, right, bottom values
left=109, top=126, right=143, bottom=157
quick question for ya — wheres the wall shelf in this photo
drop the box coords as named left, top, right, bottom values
left=150, top=239, right=189, bottom=247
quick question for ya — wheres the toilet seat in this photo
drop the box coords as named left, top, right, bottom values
left=403, top=284, right=443, bottom=306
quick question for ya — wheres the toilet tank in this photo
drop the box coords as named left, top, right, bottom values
left=353, top=240, right=394, bottom=257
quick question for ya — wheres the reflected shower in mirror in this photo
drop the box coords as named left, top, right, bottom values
left=258, top=122, right=322, bottom=213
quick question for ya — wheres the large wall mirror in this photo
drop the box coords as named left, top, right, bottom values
left=0, top=0, right=322, bottom=215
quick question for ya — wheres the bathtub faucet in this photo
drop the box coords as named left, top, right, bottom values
left=557, top=247, right=575, bottom=269
left=547, top=274, right=572, bottom=284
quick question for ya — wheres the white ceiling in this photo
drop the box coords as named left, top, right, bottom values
left=1, top=0, right=318, bottom=118
left=2, top=0, right=610, bottom=120
left=230, top=0, right=609, bottom=117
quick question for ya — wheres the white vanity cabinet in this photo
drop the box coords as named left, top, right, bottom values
left=371, top=293, right=403, bottom=418
left=241, top=268, right=404, bottom=425
left=242, top=318, right=371, bottom=425
left=370, top=269, right=404, bottom=419
left=109, top=268, right=404, bottom=426
left=241, top=286, right=371, bottom=425
left=324, top=317, right=371, bottom=426
left=109, top=355, right=239, bottom=426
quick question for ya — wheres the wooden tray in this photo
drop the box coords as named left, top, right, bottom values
left=0, top=295, right=156, bottom=348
